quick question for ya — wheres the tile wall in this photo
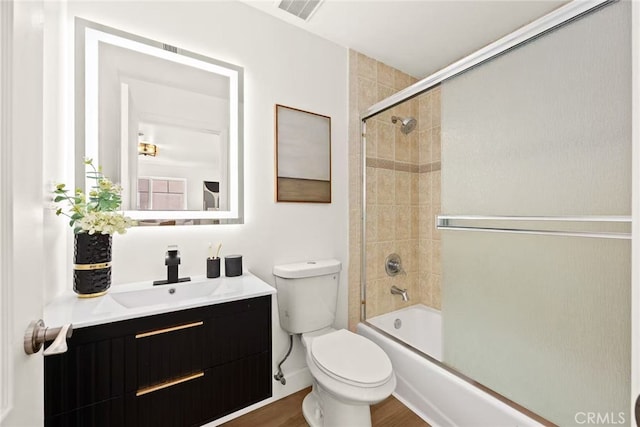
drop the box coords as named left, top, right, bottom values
left=348, top=50, right=441, bottom=330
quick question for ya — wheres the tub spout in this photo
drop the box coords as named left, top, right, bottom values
left=391, top=285, right=409, bottom=302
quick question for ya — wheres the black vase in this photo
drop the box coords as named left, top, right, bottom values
left=73, top=233, right=112, bottom=297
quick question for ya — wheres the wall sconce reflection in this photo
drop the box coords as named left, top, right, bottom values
left=138, top=142, right=158, bottom=157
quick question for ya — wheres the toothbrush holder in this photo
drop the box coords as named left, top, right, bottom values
left=207, top=257, right=221, bottom=278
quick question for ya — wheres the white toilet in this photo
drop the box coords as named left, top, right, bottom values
left=273, top=259, right=396, bottom=427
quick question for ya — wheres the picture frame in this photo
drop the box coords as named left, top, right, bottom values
left=275, top=104, right=332, bottom=203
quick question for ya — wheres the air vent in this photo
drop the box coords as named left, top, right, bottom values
left=162, top=44, right=177, bottom=53
left=277, top=0, right=324, bottom=21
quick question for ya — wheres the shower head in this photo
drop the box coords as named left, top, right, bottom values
left=391, top=116, right=417, bottom=135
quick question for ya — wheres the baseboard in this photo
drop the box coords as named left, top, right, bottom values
left=204, top=367, right=312, bottom=426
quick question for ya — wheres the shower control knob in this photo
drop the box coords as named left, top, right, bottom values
left=385, top=253, right=405, bottom=276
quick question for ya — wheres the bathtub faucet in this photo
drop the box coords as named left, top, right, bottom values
left=391, top=285, right=409, bottom=302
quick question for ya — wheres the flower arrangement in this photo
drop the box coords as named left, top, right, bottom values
left=53, top=159, right=135, bottom=235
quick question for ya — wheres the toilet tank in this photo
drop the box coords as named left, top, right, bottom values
left=273, top=259, right=341, bottom=334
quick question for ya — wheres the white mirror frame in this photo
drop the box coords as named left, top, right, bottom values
left=75, top=18, right=244, bottom=224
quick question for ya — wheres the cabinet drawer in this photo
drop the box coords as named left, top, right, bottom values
left=127, top=370, right=205, bottom=427
left=46, top=353, right=271, bottom=427
left=204, top=297, right=271, bottom=366
left=202, top=351, right=272, bottom=424
left=135, top=320, right=204, bottom=389
left=46, top=371, right=208, bottom=427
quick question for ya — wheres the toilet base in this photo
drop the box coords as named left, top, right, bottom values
left=302, top=381, right=373, bottom=427
left=302, top=391, right=322, bottom=427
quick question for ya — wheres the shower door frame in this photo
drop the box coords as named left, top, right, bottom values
left=359, top=0, right=640, bottom=420
left=631, top=0, right=640, bottom=420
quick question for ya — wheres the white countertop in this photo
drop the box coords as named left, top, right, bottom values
left=44, top=272, right=276, bottom=329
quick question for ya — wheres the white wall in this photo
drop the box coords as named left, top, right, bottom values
left=43, top=0, right=349, bottom=407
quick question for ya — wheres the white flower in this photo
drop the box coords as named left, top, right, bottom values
left=53, top=159, right=135, bottom=235
left=78, top=211, right=136, bottom=235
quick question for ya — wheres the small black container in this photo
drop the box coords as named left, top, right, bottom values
left=225, top=255, right=243, bottom=277
left=207, top=257, right=220, bottom=278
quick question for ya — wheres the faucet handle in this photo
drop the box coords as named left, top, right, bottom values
left=385, top=253, right=405, bottom=277
left=155, top=244, right=190, bottom=285
left=165, top=245, right=181, bottom=267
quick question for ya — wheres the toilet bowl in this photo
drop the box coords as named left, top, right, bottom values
left=273, top=259, right=396, bottom=427
left=300, top=328, right=396, bottom=427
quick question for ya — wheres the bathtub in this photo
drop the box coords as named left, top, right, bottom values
left=357, top=304, right=544, bottom=427
left=367, top=304, right=442, bottom=360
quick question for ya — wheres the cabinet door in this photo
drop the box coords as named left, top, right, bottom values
left=45, top=337, right=126, bottom=419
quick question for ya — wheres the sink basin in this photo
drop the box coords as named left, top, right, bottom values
left=110, top=279, right=237, bottom=309
left=44, top=272, right=275, bottom=330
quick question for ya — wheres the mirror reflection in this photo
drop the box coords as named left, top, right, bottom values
left=76, top=19, right=243, bottom=224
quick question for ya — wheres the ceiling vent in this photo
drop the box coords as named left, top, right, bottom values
left=277, top=0, right=324, bottom=21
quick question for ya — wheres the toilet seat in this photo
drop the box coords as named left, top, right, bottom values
left=310, top=329, right=393, bottom=388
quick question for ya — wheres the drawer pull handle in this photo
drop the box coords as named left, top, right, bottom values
left=135, top=321, right=203, bottom=339
left=136, top=372, right=204, bottom=397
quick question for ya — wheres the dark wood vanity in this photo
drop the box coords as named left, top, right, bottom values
left=44, top=295, right=272, bottom=427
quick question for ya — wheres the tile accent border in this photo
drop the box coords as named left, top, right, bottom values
left=366, top=157, right=441, bottom=173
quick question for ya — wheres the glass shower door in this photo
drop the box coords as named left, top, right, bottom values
left=438, top=1, right=632, bottom=425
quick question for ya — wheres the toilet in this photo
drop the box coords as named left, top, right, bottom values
left=273, top=259, right=396, bottom=427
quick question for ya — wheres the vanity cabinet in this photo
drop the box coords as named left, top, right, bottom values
left=44, top=295, right=272, bottom=427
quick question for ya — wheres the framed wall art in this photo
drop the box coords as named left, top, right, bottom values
left=275, top=104, right=331, bottom=203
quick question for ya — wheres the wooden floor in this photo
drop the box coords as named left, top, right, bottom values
left=222, top=387, right=429, bottom=427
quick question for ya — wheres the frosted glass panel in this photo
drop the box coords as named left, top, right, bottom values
left=442, top=1, right=631, bottom=217
left=440, top=1, right=631, bottom=425
left=442, top=233, right=630, bottom=425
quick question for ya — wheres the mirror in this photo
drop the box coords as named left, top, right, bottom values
left=75, top=19, right=243, bottom=225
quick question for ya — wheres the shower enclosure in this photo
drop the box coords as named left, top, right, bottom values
left=357, top=1, right=633, bottom=425
left=361, top=84, right=442, bottom=320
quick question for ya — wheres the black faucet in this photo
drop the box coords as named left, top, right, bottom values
left=153, top=245, right=191, bottom=286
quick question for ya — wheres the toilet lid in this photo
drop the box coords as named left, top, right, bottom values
left=311, top=329, right=393, bottom=387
